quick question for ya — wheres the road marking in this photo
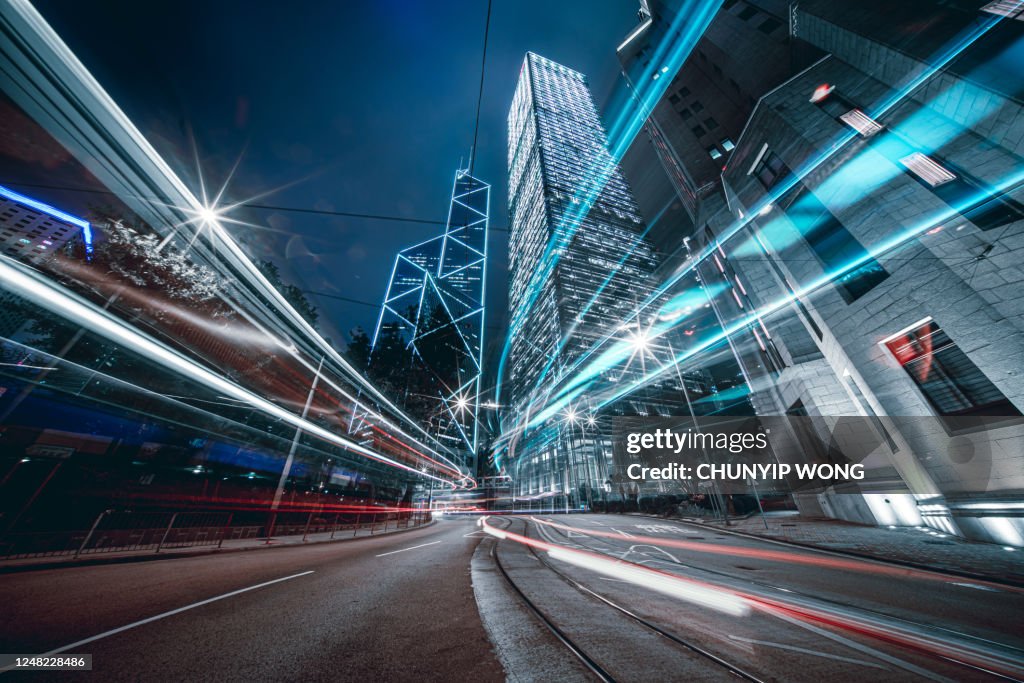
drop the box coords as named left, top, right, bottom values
left=950, top=581, right=1001, bottom=592
left=727, top=635, right=890, bottom=670
left=627, top=544, right=683, bottom=564
left=32, top=571, right=315, bottom=660
left=464, top=531, right=488, bottom=537
left=376, top=540, right=442, bottom=557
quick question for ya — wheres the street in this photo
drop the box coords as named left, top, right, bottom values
left=0, top=519, right=502, bottom=682
left=3, top=513, right=1023, bottom=681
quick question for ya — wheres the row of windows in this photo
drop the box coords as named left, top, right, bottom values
left=815, top=88, right=1024, bottom=232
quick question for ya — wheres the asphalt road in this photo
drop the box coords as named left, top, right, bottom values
left=0, top=518, right=503, bottom=682
left=3, top=513, right=1024, bottom=681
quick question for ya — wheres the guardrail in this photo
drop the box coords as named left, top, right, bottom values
left=0, top=508, right=432, bottom=560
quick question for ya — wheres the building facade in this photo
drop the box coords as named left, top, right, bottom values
left=503, top=53, right=665, bottom=503
left=0, top=184, right=92, bottom=338
left=371, top=169, right=490, bottom=471
left=619, top=0, right=1024, bottom=545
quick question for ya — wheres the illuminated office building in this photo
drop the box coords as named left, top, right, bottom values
left=504, top=53, right=660, bottom=501
left=372, top=168, right=490, bottom=469
left=0, top=184, right=92, bottom=337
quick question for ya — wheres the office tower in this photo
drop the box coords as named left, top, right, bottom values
left=504, top=53, right=660, bottom=501
left=0, top=184, right=92, bottom=337
left=0, top=184, right=92, bottom=263
left=372, top=169, right=490, bottom=467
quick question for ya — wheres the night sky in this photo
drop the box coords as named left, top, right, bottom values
left=25, top=0, right=642, bottom=356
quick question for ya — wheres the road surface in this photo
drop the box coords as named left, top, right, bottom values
left=3, top=513, right=1023, bottom=681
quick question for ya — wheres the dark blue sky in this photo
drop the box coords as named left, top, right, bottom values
left=31, top=0, right=641, bottom=351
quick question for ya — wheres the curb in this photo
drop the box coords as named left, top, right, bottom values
left=0, top=519, right=437, bottom=574
left=623, top=512, right=1024, bottom=590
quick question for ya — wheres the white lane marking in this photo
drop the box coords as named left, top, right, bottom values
left=727, top=635, right=891, bottom=670
left=33, top=571, right=315, bottom=660
left=611, top=528, right=635, bottom=538
left=376, top=541, right=442, bottom=557
left=464, top=531, right=488, bottom=537
left=950, top=582, right=1001, bottom=592
left=599, top=577, right=630, bottom=583
left=629, top=544, right=682, bottom=564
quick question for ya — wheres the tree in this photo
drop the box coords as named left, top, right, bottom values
left=256, top=260, right=319, bottom=330
left=346, top=326, right=373, bottom=369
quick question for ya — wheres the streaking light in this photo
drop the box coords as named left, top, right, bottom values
left=548, top=546, right=749, bottom=616
left=0, top=254, right=457, bottom=486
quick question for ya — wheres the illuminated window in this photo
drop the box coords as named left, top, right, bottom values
left=839, top=109, right=882, bottom=137
left=884, top=320, right=1021, bottom=421
left=900, top=152, right=955, bottom=187
left=708, top=148, right=723, bottom=160
left=980, top=0, right=1024, bottom=19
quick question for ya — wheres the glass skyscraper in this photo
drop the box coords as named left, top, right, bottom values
left=504, top=53, right=659, bottom=501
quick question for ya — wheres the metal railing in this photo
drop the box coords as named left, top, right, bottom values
left=0, top=508, right=432, bottom=561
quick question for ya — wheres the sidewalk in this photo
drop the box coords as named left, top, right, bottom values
left=674, top=511, right=1024, bottom=586
left=0, top=519, right=434, bottom=573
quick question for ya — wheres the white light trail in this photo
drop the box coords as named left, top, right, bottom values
left=0, top=254, right=455, bottom=486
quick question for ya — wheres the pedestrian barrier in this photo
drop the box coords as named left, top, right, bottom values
left=0, top=508, right=432, bottom=560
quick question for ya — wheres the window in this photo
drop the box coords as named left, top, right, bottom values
left=680, top=108, right=693, bottom=120
left=980, top=0, right=1024, bottom=19
left=788, top=187, right=889, bottom=303
left=839, top=109, right=882, bottom=137
left=815, top=89, right=1024, bottom=229
left=758, top=17, right=782, bottom=33
left=721, top=138, right=735, bottom=151
left=678, top=86, right=691, bottom=98
left=752, top=150, right=789, bottom=190
left=885, top=320, right=1022, bottom=421
left=900, top=152, right=955, bottom=187
left=692, top=125, right=706, bottom=137
left=692, top=101, right=704, bottom=113
left=708, top=147, right=723, bottom=160
left=913, top=156, right=1024, bottom=231
left=669, top=93, right=680, bottom=104
left=704, top=117, right=719, bottom=130
left=738, top=5, right=758, bottom=20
